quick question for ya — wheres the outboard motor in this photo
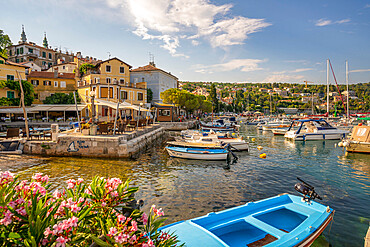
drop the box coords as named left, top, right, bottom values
left=295, top=177, right=322, bottom=201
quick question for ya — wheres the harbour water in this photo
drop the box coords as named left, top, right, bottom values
left=1, top=125, right=369, bottom=246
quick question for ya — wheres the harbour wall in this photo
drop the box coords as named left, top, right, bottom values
left=158, top=120, right=197, bottom=130
left=23, top=125, right=166, bottom=158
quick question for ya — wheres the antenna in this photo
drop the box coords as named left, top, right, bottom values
left=149, top=52, right=155, bottom=66
left=107, top=52, right=111, bottom=59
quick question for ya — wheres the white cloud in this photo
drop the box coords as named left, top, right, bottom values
left=194, top=59, right=265, bottom=73
left=292, top=68, right=313, bottom=73
left=336, top=18, right=350, bottom=24
left=350, top=69, right=370, bottom=73
left=365, top=4, right=370, bottom=8
left=315, top=19, right=332, bottom=26
left=315, top=18, right=350, bottom=27
left=191, top=40, right=200, bottom=46
left=125, top=0, right=271, bottom=56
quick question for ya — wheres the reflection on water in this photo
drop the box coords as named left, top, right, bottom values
left=0, top=125, right=369, bottom=247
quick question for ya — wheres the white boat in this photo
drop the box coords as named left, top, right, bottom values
left=285, top=119, right=349, bottom=141
left=262, top=119, right=292, bottom=131
left=165, top=146, right=229, bottom=160
left=341, top=125, right=370, bottom=153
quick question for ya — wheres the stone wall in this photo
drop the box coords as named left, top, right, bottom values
left=23, top=126, right=166, bottom=158
left=158, top=120, right=197, bottom=130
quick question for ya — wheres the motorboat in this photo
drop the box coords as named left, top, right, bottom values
left=271, top=128, right=289, bottom=136
left=262, top=119, right=292, bottom=131
left=165, top=146, right=230, bottom=160
left=170, top=134, right=249, bottom=151
left=159, top=178, right=334, bottom=247
left=284, top=119, right=349, bottom=141
left=340, top=125, right=370, bottom=153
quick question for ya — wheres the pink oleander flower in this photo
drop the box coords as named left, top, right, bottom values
left=0, top=171, right=14, bottom=184
left=66, top=179, right=76, bottom=189
left=78, top=197, right=85, bottom=204
left=151, top=205, right=164, bottom=216
left=56, top=236, right=68, bottom=247
left=44, top=227, right=52, bottom=237
left=101, top=202, right=107, bottom=207
left=41, top=175, right=49, bottom=183
left=15, top=198, right=25, bottom=204
left=29, top=181, right=46, bottom=195
left=108, top=227, right=117, bottom=236
left=15, top=207, right=27, bottom=216
left=68, top=216, right=78, bottom=227
left=117, top=214, right=126, bottom=223
left=77, top=178, right=83, bottom=184
left=114, top=233, right=125, bottom=244
left=131, top=220, right=138, bottom=232
left=42, top=238, right=49, bottom=246
left=129, top=234, right=137, bottom=244
left=142, top=213, right=148, bottom=225
left=32, top=173, right=43, bottom=181
left=8, top=201, right=16, bottom=208
left=53, top=189, right=62, bottom=199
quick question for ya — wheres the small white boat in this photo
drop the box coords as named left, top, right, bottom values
left=271, top=128, right=289, bottom=135
left=262, top=119, right=292, bottom=131
left=341, top=125, right=370, bottom=153
left=285, top=119, right=349, bottom=141
left=165, top=146, right=229, bottom=160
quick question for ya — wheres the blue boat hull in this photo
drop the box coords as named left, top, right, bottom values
left=159, top=194, right=334, bottom=247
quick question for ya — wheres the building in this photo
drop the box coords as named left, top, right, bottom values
left=77, top=57, right=147, bottom=119
left=342, top=91, right=356, bottom=97
left=47, top=62, right=77, bottom=73
left=0, top=56, right=27, bottom=100
left=130, top=62, right=178, bottom=103
left=6, top=26, right=74, bottom=70
left=27, top=71, right=77, bottom=104
left=19, top=61, right=41, bottom=72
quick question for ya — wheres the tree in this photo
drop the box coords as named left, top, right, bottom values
left=209, top=83, right=219, bottom=112
left=147, top=88, right=153, bottom=103
left=0, top=30, right=12, bottom=58
left=43, top=92, right=80, bottom=104
left=0, top=80, right=34, bottom=106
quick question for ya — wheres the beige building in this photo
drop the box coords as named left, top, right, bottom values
left=77, top=57, right=147, bottom=119
left=27, top=71, right=77, bottom=104
left=0, top=56, right=27, bottom=100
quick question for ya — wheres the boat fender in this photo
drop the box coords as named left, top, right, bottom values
left=251, top=138, right=256, bottom=142
left=326, top=206, right=331, bottom=213
left=257, top=146, right=263, bottom=151
left=343, top=141, right=349, bottom=147
left=259, top=153, right=266, bottom=159
left=338, top=142, right=343, bottom=147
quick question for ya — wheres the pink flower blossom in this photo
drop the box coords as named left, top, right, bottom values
left=131, top=220, right=138, bottom=232
left=129, top=234, right=137, bottom=244
left=53, top=189, right=62, bottom=199
left=42, top=238, right=49, bottom=246
left=77, top=178, right=83, bottom=184
left=56, top=236, right=68, bottom=247
left=44, top=227, right=52, bottom=237
left=117, top=214, right=126, bottom=223
left=108, top=227, right=117, bottom=236
left=15, top=207, right=27, bottom=216
left=32, top=173, right=43, bottom=181
left=41, top=175, right=49, bottom=183
left=66, top=179, right=76, bottom=189
left=142, top=213, right=148, bottom=225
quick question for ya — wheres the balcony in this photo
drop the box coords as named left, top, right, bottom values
left=27, top=52, right=38, bottom=58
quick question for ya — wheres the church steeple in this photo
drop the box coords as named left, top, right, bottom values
left=43, top=32, right=48, bottom=48
left=20, top=25, right=27, bottom=43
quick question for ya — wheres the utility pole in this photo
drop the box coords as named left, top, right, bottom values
left=16, top=71, right=29, bottom=139
left=269, top=92, right=272, bottom=115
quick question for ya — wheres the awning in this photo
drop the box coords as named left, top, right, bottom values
left=29, top=104, right=87, bottom=112
left=0, top=108, right=26, bottom=114
left=152, top=102, right=176, bottom=107
left=94, top=99, right=149, bottom=111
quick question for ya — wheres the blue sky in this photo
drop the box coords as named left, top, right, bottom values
left=1, top=0, right=370, bottom=84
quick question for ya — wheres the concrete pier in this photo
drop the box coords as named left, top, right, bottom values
left=23, top=124, right=166, bottom=158
left=158, top=120, right=197, bottom=130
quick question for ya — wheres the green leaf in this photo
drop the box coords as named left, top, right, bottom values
left=8, top=232, right=21, bottom=238
left=90, top=235, right=112, bottom=247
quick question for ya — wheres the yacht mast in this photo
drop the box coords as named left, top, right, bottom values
left=346, top=60, right=349, bottom=119
left=327, top=59, right=330, bottom=116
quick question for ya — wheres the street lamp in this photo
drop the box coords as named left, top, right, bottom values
left=137, top=102, right=144, bottom=130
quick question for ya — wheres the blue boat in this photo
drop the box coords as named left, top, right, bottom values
left=160, top=180, right=334, bottom=246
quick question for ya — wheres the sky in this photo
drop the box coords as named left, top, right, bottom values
left=1, top=0, right=370, bottom=84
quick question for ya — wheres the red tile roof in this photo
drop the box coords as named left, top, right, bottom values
left=28, top=71, right=75, bottom=79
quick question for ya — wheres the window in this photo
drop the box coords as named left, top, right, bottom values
left=0, top=60, right=3, bottom=64
left=60, top=81, right=66, bottom=88
left=49, top=53, right=52, bottom=59
left=20, top=47, right=24, bottom=54
left=43, top=80, right=51, bottom=86
left=137, top=92, right=143, bottom=101
left=16, top=48, right=19, bottom=55
left=16, top=59, right=19, bottom=63
left=159, top=109, right=170, bottom=116
left=28, top=48, right=33, bottom=53
left=31, top=80, right=39, bottom=86
left=9, top=50, right=12, bottom=56
left=106, top=78, right=111, bottom=84
left=120, top=79, right=125, bottom=84
left=54, top=81, right=58, bottom=87
left=101, top=87, right=113, bottom=98
left=7, top=75, right=14, bottom=81
left=106, top=65, right=111, bottom=73
left=48, top=62, right=52, bottom=68
left=29, top=58, right=34, bottom=61
left=119, top=67, right=125, bottom=73
left=7, top=91, right=15, bottom=99
left=42, top=51, right=46, bottom=58
left=121, top=91, right=128, bottom=100
left=42, top=61, right=46, bottom=66
left=34, top=93, right=38, bottom=99
left=62, top=65, right=65, bottom=70
left=20, top=58, right=24, bottom=62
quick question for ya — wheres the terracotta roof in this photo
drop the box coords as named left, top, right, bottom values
left=5, top=60, right=29, bottom=68
left=131, top=64, right=178, bottom=79
left=28, top=71, right=75, bottom=79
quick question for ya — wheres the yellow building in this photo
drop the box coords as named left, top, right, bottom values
left=27, top=71, right=77, bottom=104
left=0, top=56, right=27, bottom=100
left=77, top=57, right=147, bottom=119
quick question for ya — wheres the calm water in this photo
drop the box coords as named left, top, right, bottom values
left=0, top=125, right=369, bottom=246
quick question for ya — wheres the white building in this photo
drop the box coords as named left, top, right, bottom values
left=130, top=63, right=178, bottom=103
